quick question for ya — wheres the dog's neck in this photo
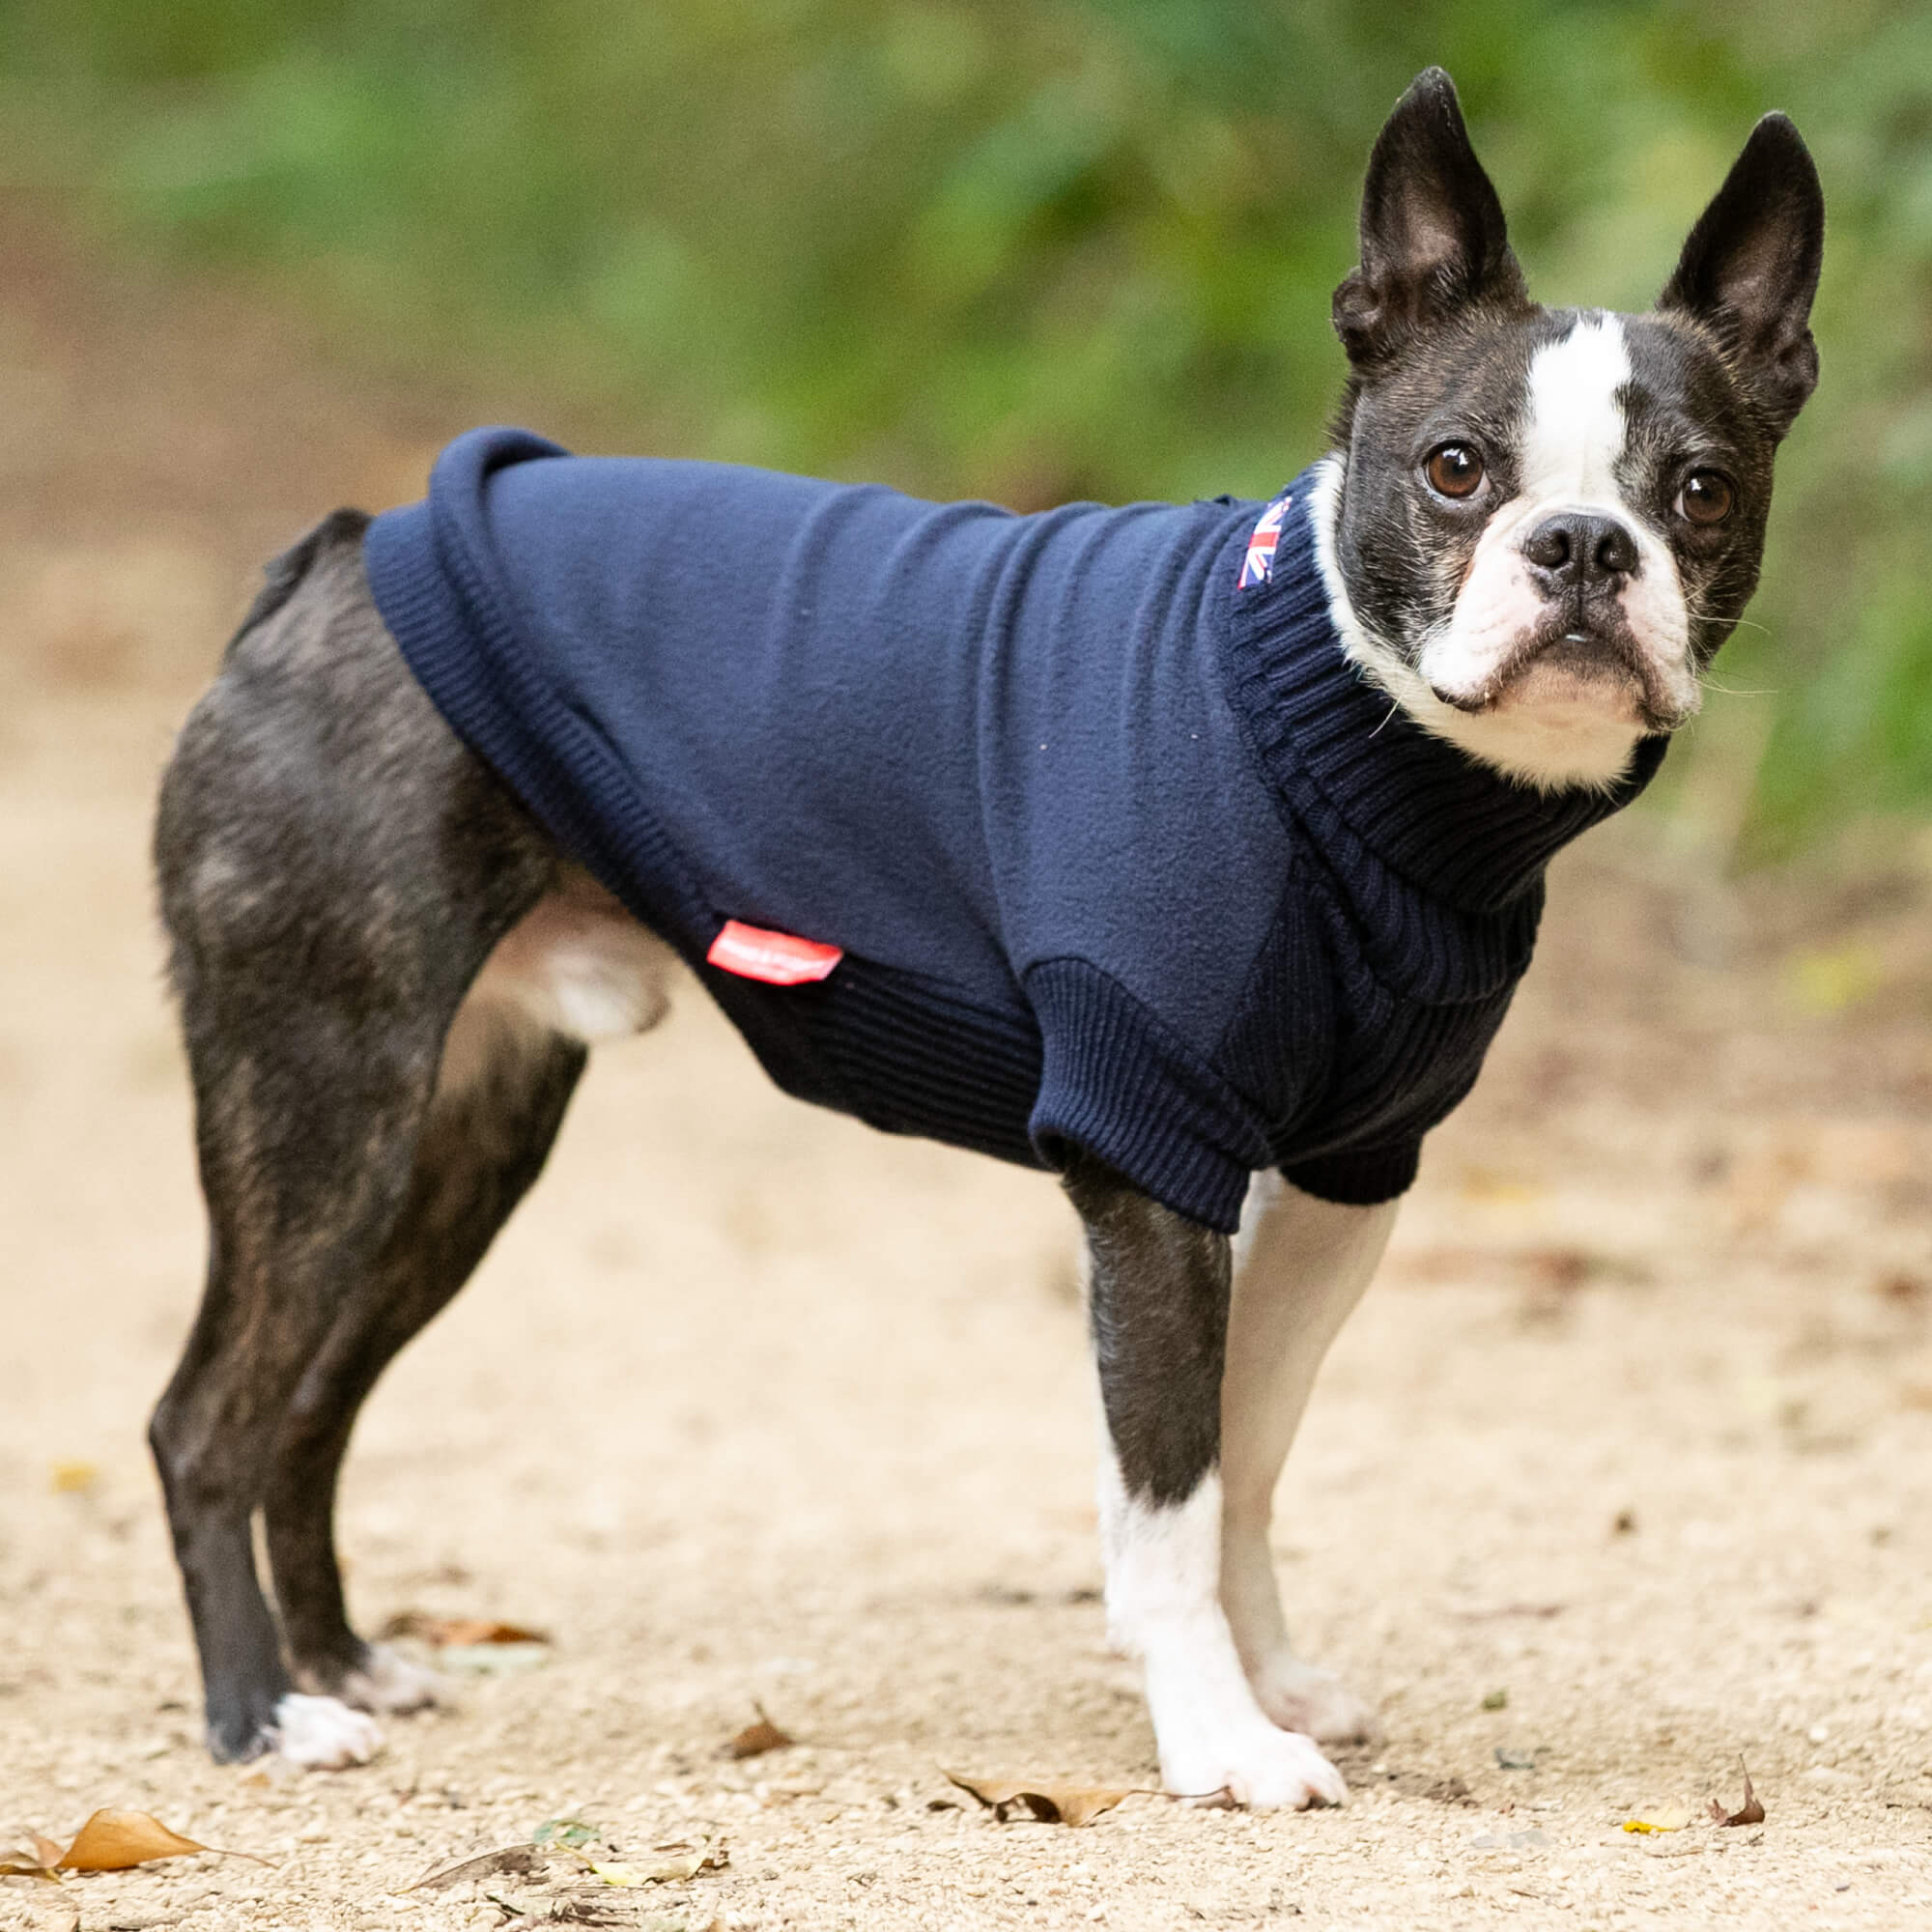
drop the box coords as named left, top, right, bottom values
left=1304, top=456, right=1649, bottom=796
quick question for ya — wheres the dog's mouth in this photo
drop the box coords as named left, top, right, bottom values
left=1429, top=614, right=1686, bottom=733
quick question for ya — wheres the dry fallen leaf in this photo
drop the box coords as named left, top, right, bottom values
left=1710, top=1762, right=1766, bottom=1828
left=583, top=1837, right=728, bottom=1886
left=1621, top=1806, right=1691, bottom=1835
left=54, top=1813, right=203, bottom=1872
left=378, top=1612, right=551, bottom=1648
left=34, top=1810, right=237, bottom=1872
left=405, top=1844, right=539, bottom=1891
left=724, top=1703, right=793, bottom=1760
left=943, top=1772, right=1161, bottom=1828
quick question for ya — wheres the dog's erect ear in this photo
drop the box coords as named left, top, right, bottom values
left=1659, top=113, right=1824, bottom=437
left=1332, top=68, right=1527, bottom=367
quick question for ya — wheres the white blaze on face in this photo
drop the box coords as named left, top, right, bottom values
left=1520, top=308, right=1634, bottom=502
left=1406, top=313, right=1697, bottom=786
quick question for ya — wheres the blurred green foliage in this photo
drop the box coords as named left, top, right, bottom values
left=1, top=0, right=1928, bottom=855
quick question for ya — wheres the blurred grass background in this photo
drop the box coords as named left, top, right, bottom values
left=0, top=0, right=1927, bottom=859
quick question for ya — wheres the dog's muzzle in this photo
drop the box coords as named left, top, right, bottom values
left=1431, top=611, right=1689, bottom=733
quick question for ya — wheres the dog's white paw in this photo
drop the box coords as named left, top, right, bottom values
left=1163, top=1719, right=1349, bottom=1811
left=1249, top=1655, right=1380, bottom=1745
left=336, top=1645, right=443, bottom=1715
left=270, top=1693, right=383, bottom=1770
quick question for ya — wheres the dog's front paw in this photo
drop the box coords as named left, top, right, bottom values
left=334, top=1644, right=443, bottom=1715
left=1249, top=1655, right=1380, bottom=1745
left=270, top=1693, right=383, bottom=1770
left=1163, top=1719, right=1349, bottom=1811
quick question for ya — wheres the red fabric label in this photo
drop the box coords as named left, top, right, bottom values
left=706, top=919, right=844, bottom=985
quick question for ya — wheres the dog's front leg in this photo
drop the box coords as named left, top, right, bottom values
left=1221, top=1173, right=1397, bottom=1742
left=1065, top=1156, right=1348, bottom=1809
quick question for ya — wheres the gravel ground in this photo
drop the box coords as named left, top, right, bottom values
left=2, top=203, right=1929, bottom=1932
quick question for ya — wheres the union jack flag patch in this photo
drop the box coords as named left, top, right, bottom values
left=1236, top=490, right=1293, bottom=591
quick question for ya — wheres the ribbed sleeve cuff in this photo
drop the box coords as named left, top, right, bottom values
left=1025, top=957, right=1267, bottom=1234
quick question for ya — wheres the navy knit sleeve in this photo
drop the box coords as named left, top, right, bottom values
left=1024, top=957, right=1272, bottom=1234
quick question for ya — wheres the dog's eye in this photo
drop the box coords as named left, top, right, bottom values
left=1677, top=470, right=1734, bottom=526
left=1424, top=443, right=1485, bottom=499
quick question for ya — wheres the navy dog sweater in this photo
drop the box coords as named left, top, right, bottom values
left=364, top=427, right=1664, bottom=1232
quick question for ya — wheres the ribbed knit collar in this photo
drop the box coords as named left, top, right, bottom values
left=1220, top=462, right=1667, bottom=923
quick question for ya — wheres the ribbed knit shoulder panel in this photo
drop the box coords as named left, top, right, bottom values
left=1217, top=472, right=1667, bottom=1006
left=1026, top=955, right=1273, bottom=1234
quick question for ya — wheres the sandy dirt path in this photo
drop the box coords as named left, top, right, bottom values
left=2, top=207, right=1929, bottom=1931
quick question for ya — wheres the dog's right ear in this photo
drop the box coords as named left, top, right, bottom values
left=1333, top=68, right=1528, bottom=367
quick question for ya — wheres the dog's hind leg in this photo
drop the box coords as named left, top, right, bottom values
left=262, top=1006, right=586, bottom=1714
left=1219, top=1173, right=1396, bottom=1744
left=262, top=887, right=668, bottom=1719
left=151, top=515, right=560, bottom=1764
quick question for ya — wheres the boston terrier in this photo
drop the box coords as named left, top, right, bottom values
left=149, top=70, right=1822, bottom=1806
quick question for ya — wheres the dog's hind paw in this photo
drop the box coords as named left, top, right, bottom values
left=1249, top=1656, right=1381, bottom=1745
left=270, top=1693, right=383, bottom=1770
left=336, top=1644, right=443, bottom=1715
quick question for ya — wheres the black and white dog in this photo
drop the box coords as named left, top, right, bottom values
left=150, top=71, right=1822, bottom=1806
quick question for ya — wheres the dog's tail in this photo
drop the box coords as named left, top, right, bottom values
left=223, top=507, right=371, bottom=659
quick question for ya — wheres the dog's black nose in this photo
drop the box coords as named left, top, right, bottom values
left=1521, top=512, right=1638, bottom=588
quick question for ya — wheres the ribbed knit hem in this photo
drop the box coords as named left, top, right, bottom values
left=1026, top=956, right=1269, bottom=1233
left=1281, top=1142, right=1422, bottom=1207
left=706, top=951, right=1045, bottom=1168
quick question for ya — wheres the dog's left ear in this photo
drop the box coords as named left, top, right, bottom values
left=1333, top=68, right=1528, bottom=367
left=1659, top=114, right=1824, bottom=438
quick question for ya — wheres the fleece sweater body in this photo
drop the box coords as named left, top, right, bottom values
left=364, top=427, right=1664, bottom=1232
